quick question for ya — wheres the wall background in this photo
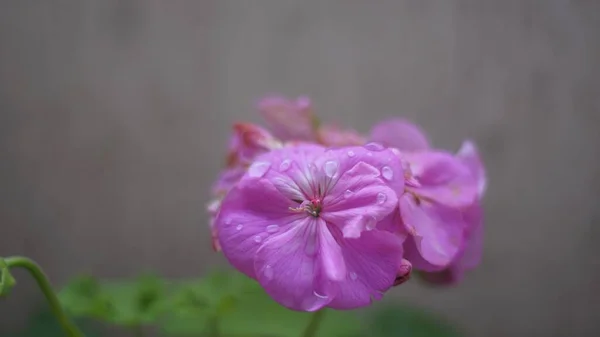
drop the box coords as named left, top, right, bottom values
left=1, top=1, right=599, bottom=336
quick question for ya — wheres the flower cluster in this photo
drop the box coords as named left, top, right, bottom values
left=208, top=96, right=486, bottom=311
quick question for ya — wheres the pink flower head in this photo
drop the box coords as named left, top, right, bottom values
left=258, top=95, right=317, bottom=142
left=215, top=144, right=406, bottom=311
left=418, top=140, right=486, bottom=284
left=400, top=150, right=477, bottom=271
left=370, top=118, right=480, bottom=271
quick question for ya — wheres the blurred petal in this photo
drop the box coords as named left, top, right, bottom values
left=406, top=151, right=478, bottom=208
left=456, top=140, right=487, bottom=198
left=369, top=118, right=430, bottom=151
left=258, top=95, right=316, bottom=141
left=318, top=125, right=366, bottom=146
left=228, top=123, right=281, bottom=164
left=400, top=194, right=464, bottom=269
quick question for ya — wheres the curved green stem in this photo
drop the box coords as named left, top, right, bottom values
left=3, top=256, right=85, bottom=337
left=301, top=309, right=325, bottom=337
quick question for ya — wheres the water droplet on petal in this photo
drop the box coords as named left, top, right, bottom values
left=248, top=161, right=271, bottom=178
left=225, top=218, right=232, bottom=225
left=279, top=159, right=291, bottom=171
left=377, top=192, right=387, bottom=204
left=365, top=142, right=385, bottom=151
left=344, top=189, right=353, bottom=198
left=347, top=150, right=355, bottom=157
left=266, top=224, right=279, bottom=233
left=366, top=152, right=373, bottom=157
left=365, top=216, right=377, bottom=231
left=381, top=166, right=394, bottom=180
left=264, top=265, right=274, bottom=280
left=350, top=272, right=358, bottom=281
left=254, top=235, right=262, bottom=243
left=313, top=290, right=329, bottom=299
left=324, top=160, right=338, bottom=178
left=236, top=224, right=243, bottom=231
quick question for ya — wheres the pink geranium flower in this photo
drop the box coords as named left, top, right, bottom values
left=419, top=141, right=486, bottom=284
left=370, top=118, right=481, bottom=271
left=215, top=144, right=406, bottom=311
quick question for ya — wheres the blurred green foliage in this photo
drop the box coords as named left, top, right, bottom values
left=11, top=269, right=465, bottom=337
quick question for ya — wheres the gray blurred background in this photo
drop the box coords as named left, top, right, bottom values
left=1, top=1, right=599, bottom=336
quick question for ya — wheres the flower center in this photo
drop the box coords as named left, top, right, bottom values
left=289, top=197, right=322, bottom=217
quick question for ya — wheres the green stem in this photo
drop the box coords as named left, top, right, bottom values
left=208, top=315, right=220, bottom=337
left=3, top=256, right=85, bottom=337
left=301, top=309, right=325, bottom=337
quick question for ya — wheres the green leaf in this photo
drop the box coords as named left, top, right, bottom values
left=10, top=305, right=102, bottom=337
left=162, top=270, right=361, bottom=337
left=58, top=275, right=110, bottom=319
left=59, top=273, right=168, bottom=327
left=160, top=270, right=254, bottom=336
left=366, top=303, right=464, bottom=337
left=221, top=285, right=360, bottom=337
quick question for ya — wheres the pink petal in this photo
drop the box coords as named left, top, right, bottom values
left=254, top=217, right=336, bottom=311
left=456, top=140, right=487, bottom=198
left=322, top=162, right=399, bottom=238
left=400, top=194, right=465, bottom=269
left=317, top=125, right=366, bottom=146
left=406, top=151, right=478, bottom=208
left=315, top=146, right=404, bottom=238
left=327, top=230, right=404, bottom=309
left=257, top=95, right=316, bottom=141
left=228, top=123, right=281, bottom=164
left=259, top=144, right=326, bottom=199
left=215, top=177, right=302, bottom=278
left=369, top=118, right=430, bottom=151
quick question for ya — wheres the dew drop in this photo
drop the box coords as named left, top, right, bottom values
left=377, top=192, right=387, bottom=204
left=264, top=265, right=274, bottom=280
left=366, top=152, right=373, bottom=157
left=236, top=224, right=243, bottom=231
left=266, top=224, right=279, bottom=233
left=365, top=216, right=377, bottom=231
left=344, top=189, right=353, bottom=198
left=381, top=166, right=394, bottom=180
left=350, top=272, right=358, bottom=281
left=347, top=150, right=356, bottom=157
left=248, top=161, right=271, bottom=178
left=324, top=160, right=338, bottom=178
left=225, top=218, right=232, bottom=225
left=365, top=142, right=384, bottom=151
left=254, top=235, right=262, bottom=243
left=279, top=159, right=291, bottom=171
left=313, top=290, right=329, bottom=299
